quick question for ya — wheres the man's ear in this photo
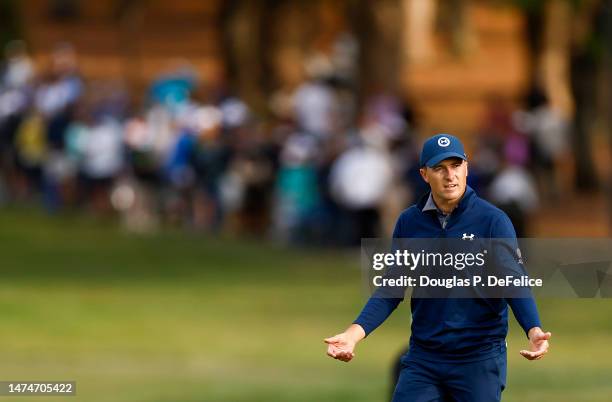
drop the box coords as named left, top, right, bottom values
left=419, top=167, right=429, bottom=183
left=465, top=161, right=468, bottom=177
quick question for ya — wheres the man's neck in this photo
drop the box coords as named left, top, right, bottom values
left=432, top=191, right=465, bottom=215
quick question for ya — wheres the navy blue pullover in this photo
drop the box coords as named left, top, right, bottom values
left=354, top=186, right=541, bottom=362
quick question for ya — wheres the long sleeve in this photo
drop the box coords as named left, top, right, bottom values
left=508, top=297, right=541, bottom=336
left=353, top=297, right=402, bottom=336
left=492, top=213, right=542, bottom=337
left=353, top=213, right=407, bottom=336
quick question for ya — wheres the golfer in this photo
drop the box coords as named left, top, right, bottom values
left=325, top=134, right=551, bottom=401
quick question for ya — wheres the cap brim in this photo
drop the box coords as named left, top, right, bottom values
left=425, top=152, right=467, bottom=168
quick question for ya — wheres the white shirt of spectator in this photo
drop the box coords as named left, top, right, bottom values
left=82, top=118, right=124, bottom=179
left=329, top=146, right=393, bottom=209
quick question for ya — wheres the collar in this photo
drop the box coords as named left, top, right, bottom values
left=422, top=193, right=442, bottom=213
left=417, top=185, right=475, bottom=215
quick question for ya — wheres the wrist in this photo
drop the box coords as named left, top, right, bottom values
left=345, top=324, right=366, bottom=343
left=528, top=326, right=541, bottom=339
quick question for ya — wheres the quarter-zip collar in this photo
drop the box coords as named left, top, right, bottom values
left=417, top=185, right=475, bottom=220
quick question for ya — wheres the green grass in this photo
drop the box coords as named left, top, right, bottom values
left=0, top=208, right=611, bottom=401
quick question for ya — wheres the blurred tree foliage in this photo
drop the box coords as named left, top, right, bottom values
left=508, top=0, right=610, bottom=190
left=6, top=0, right=609, bottom=195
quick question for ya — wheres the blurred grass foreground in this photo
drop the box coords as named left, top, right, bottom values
left=0, top=208, right=611, bottom=402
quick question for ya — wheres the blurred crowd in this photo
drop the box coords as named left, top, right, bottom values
left=0, top=40, right=569, bottom=243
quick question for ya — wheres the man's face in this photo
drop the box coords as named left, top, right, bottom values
left=419, top=158, right=468, bottom=203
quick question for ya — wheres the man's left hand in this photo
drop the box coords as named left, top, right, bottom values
left=520, top=327, right=551, bottom=360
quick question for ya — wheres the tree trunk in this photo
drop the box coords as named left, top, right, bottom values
left=400, top=0, right=437, bottom=66
left=219, top=0, right=267, bottom=110
left=352, top=0, right=402, bottom=96
left=569, top=0, right=603, bottom=192
left=602, top=0, right=612, bottom=231
left=570, top=49, right=599, bottom=191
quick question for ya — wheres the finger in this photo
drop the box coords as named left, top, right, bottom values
left=520, top=349, right=545, bottom=360
left=520, top=350, right=536, bottom=360
left=332, top=346, right=351, bottom=359
left=324, top=336, right=339, bottom=344
left=330, top=344, right=343, bottom=356
left=529, top=350, right=545, bottom=358
left=339, top=349, right=353, bottom=358
left=534, top=331, right=552, bottom=341
left=535, top=347, right=548, bottom=356
left=331, top=344, right=344, bottom=352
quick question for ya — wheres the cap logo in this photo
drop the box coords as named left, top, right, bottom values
left=437, top=137, right=450, bottom=147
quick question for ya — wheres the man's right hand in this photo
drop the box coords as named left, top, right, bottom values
left=324, top=324, right=365, bottom=363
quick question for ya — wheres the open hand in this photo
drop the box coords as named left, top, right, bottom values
left=324, top=333, right=357, bottom=362
left=520, top=327, right=551, bottom=360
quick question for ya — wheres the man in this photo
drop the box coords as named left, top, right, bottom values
left=324, top=134, right=551, bottom=401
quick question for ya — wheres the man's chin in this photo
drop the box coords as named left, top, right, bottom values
left=440, top=188, right=463, bottom=201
